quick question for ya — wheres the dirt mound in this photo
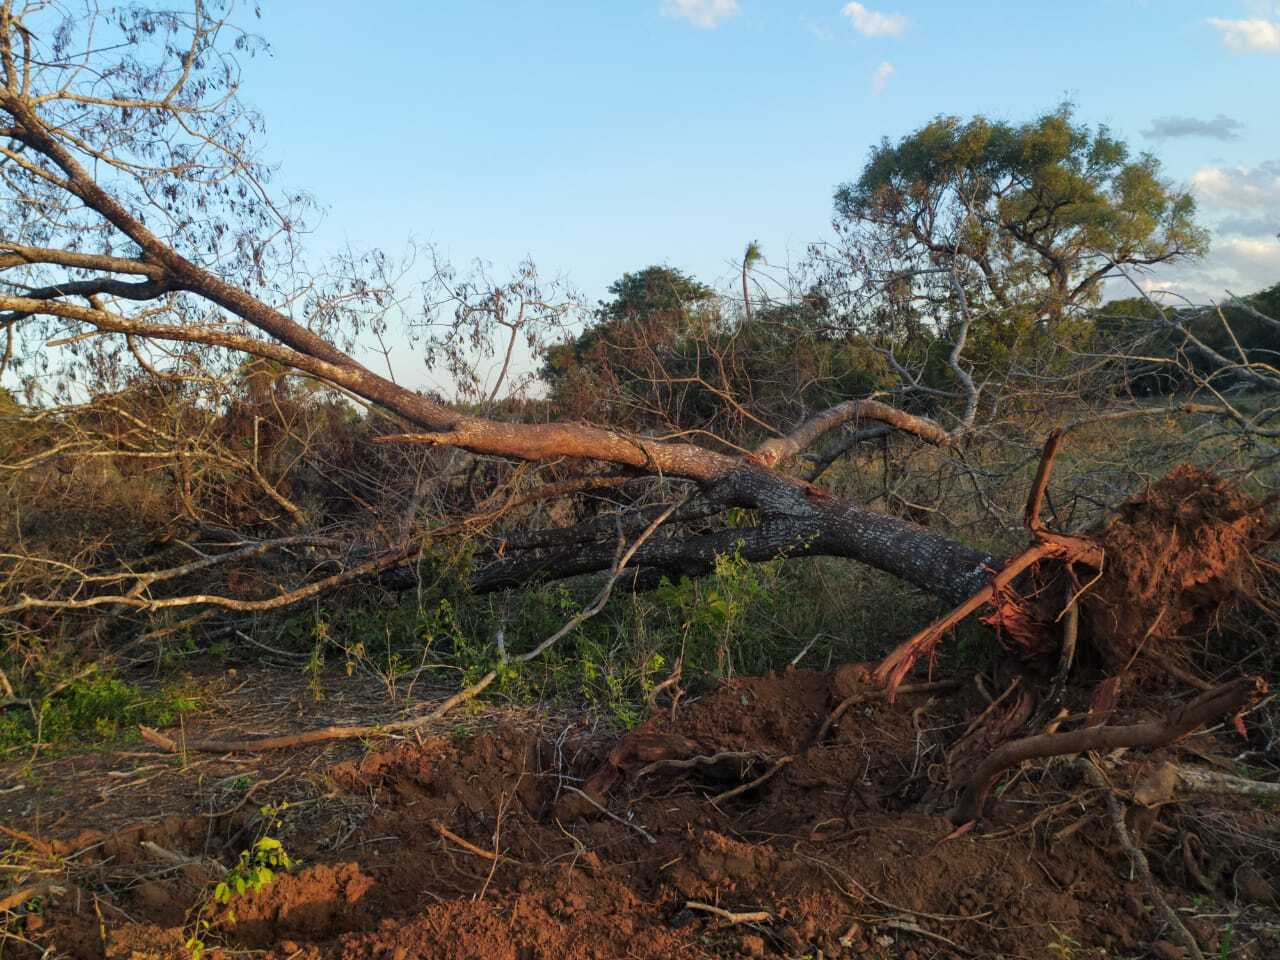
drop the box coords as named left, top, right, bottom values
left=1083, top=465, right=1269, bottom=671
left=16, top=667, right=1275, bottom=959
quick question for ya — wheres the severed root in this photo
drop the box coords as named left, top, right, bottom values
left=873, top=541, right=1062, bottom=693
left=874, top=428, right=1102, bottom=695
left=949, top=675, right=1267, bottom=824
left=433, top=821, right=524, bottom=865
left=635, top=750, right=760, bottom=779
left=685, top=901, right=773, bottom=925
left=816, top=678, right=962, bottom=742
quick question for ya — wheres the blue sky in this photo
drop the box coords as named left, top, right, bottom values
left=238, top=0, right=1280, bottom=387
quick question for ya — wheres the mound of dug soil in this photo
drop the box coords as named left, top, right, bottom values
left=19, top=669, right=1277, bottom=960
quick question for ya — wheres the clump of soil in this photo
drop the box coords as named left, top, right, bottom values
left=1083, top=465, right=1269, bottom=671
left=17, top=668, right=1277, bottom=960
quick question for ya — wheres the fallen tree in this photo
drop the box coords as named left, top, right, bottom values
left=2, top=3, right=1277, bottom=736
left=0, top=3, right=1248, bottom=621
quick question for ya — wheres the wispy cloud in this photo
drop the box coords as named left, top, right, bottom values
left=871, top=60, right=894, bottom=94
left=1142, top=113, right=1244, bottom=142
left=661, top=0, right=740, bottom=29
left=842, top=3, right=907, bottom=38
left=1206, top=16, right=1280, bottom=52
left=800, top=15, right=835, bottom=41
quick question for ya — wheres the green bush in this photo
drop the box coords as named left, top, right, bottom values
left=0, top=674, right=198, bottom=752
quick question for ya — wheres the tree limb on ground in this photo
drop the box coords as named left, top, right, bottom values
left=950, top=675, right=1267, bottom=824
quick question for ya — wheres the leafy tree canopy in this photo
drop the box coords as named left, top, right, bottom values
left=540, top=266, right=716, bottom=407
left=832, top=106, right=1207, bottom=344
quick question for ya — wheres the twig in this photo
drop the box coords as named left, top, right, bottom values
left=645, top=654, right=683, bottom=711
left=562, top=786, right=657, bottom=845
left=801, top=853, right=992, bottom=923
left=711, top=755, right=794, bottom=803
left=816, top=678, right=962, bottom=743
left=1075, top=760, right=1204, bottom=960
left=140, top=500, right=687, bottom=754
left=432, top=821, right=523, bottom=866
left=685, top=900, right=772, bottom=925
left=636, top=750, right=759, bottom=779
left=873, top=917, right=973, bottom=955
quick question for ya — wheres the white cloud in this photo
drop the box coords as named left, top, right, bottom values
left=1218, top=214, right=1279, bottom=236
left=842, top=3, right=907, bottom=38
left=1190, top=160, right=1280, bottom=212
left=1141, top=160, right=1280, bottom=300
left=1141, top=113, right=1244, bottom=142
left=871, top=60, right=893, bottom=94
left=1206, top=17, right=1280, bottom=52
left=1216, top=235, right=1280, bottom=269
left=661, top=0, right=739, bottom=29
left=1177, top=237, right=1280, bottom=299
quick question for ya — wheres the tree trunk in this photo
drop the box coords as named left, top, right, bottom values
left=467, top=465, right=995, bottom=604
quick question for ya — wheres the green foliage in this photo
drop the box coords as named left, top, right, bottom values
left=1092, top=281, right=1280, bottom=395
left=213, top=834, right=293, bottom=906
left=831, top=104, right=1208, bottom=390
left=840, top=105, right=1205, bottom=278
left=237, top=526, right=947, bottom=731
left=0, top=672, right=198, bottom=753
left=186, top=803, right=295, bottom=960
left=540, top=265, right=720, bottom=424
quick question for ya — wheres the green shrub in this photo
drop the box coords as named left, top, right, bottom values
left=0, top=674, right=198, bottom=752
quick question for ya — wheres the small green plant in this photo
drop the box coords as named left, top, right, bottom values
left=213, top=834, right=292, bottom=908
left=185, top=803, right=295, bottom=959
left=1045, top=925, right=1081, bottom=960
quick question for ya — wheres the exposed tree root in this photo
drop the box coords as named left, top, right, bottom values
left=873, top=429, right=1102, bottom=694
left=949, top=675, right=1267, bottom=823
left=432, top=821, right=524, bottom=866
left=684, top=901, right=773, bottom=925
left=871, top=540, right=1071, bottom=693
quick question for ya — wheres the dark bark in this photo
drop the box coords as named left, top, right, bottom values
left=466, top=466, right=995, bottom=604
left=5, top=73, right=1000, bottom=617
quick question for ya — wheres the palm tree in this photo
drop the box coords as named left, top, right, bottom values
left=741, top=240, right=763, bottom=323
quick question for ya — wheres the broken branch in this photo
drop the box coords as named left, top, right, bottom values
left=950, top=675, right=1266, bottom=823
